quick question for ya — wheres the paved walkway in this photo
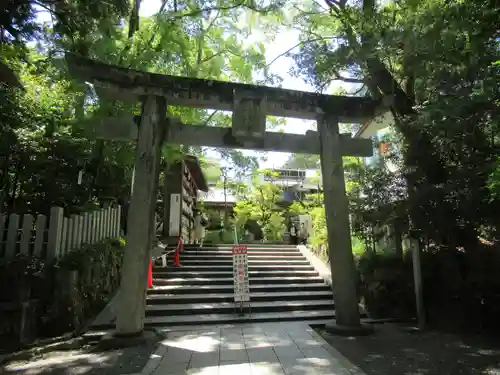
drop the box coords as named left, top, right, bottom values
left=139, top=322, right=366, bottom=375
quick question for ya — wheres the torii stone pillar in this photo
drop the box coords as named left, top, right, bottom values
left=317, top=112, right=372, bottom=334
left=115, top=95, right=165, bottom=336
left=63, top=53, right=387, bottom=337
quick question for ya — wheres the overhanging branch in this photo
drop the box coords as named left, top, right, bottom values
left=265, top=37, right=334, bottom=68
left=331, top=68, right=365, bottom=83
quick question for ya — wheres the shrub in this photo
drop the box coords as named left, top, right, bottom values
left=0, top=238, right=126, bottom=346
left=41, top=238, right=126, bottom=336
left=0, top=254, right=46, bottom=302
left=356, top=252, right=415, bottom=319
left=356, top=244, right=500, bottom=333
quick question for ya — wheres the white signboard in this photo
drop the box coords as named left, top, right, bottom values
left=232, top=245, right=250, bottom=302
left=169, top=194, right=181, bottom=237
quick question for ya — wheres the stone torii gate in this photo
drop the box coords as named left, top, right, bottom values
left=66, top=53, right=386, bottom=337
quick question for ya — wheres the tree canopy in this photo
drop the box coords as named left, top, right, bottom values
left=232, top=170, right=285, bottom=241
left=2, top=0, right=500, bottom=253
left=288, top=0, right=500, bottom=249
left=282, top=154, right=319, bottom=170
left=0, top=0, right=285, bottom=214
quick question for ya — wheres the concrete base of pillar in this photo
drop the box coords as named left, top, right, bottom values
left=324, top=321, right=374, bottom=337
left=97, top=329, right=163, bottom=350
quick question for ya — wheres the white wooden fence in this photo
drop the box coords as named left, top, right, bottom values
left=0, top=205, right=121, bottom=261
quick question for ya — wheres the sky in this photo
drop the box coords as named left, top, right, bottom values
left=37, top=0, right=355, bottom=169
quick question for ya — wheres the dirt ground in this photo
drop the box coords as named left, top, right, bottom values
left=318, top=323, right=500, bottom=375
left=0, top=339, right=159, bottom=375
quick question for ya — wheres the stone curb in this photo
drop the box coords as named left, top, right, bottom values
left=297, top=245, right=333, bottom=287
left=136, top=331, right=169, bottom=375
left=306, top=325, right=367, bottom=375
left=298, top=244, right=400, bottom=320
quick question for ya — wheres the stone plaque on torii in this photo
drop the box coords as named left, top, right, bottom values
left=66, top=53, right=389, bottom=337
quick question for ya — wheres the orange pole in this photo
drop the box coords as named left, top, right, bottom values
left=173, top=236, right=182, bottom=267
left=147, top=258, right=153, bottom=288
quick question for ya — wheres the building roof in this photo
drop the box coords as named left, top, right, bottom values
left=286, top=182, right=320, bottom=192
left=184, top=155, right=209, bottom=192
left=355, top=110, right=395, bottom=139
left=201, top=187, right=238, bottom=205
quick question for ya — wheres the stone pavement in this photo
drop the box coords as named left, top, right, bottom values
left=138, top=322, right=366, bottom=375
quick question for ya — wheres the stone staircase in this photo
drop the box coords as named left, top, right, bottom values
left=144, top=244, right=335, bottom=328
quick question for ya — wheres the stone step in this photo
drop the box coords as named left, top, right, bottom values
left=153, top=264, right=315, bottom=272
left=199, top=245, right=299, bottom=250
left=87, top=315, right=334, bottom=333
left=147, top=290, right=333, bottom=304
left=143, top=310, right=336, bottom=326
left=179, top=250, right=303, bottom=255
left=175, top=253, right=306, bottom=259
left=183, top=249, right=300, bottom=255
left=152, top=276, right=326, bottom=286
left=176, top=259, right=311, bottom=266
left=163, top=250, right=300, bottom=254
left=143, top=242, right=333, bottom=328
left=86, top=318, right=336, bottom=335
left=153, top=319, right=334, bottom=333
left=153, top=270, right=319, bottom=279
left=145, top=299, right=335, bottom=316
left=147, top=283, right=331, bottom=294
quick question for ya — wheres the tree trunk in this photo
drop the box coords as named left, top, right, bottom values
left=363, top=58, right=415, bottom=116
left=128, top=0, right=142, bottom=38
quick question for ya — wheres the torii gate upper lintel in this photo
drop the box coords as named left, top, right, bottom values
left=66, top=53, right=384, bottom=337
left=66, top=53, right=385, bottom=124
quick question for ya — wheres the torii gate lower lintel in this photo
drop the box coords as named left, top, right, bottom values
left=82, top=115, right=374, bottom=156
left=66, top=54, right=384, bottom=337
